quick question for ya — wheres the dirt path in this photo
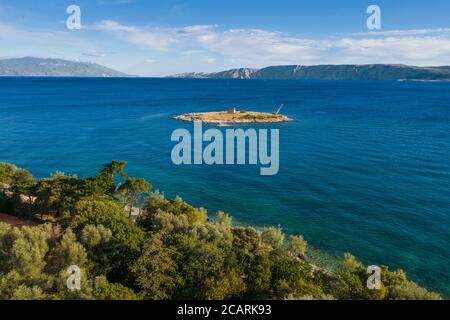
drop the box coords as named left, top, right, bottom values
left=0, top=213, right=39, bottom=228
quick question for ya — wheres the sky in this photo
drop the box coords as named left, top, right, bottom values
left=0, top=0, right=449, bottom=76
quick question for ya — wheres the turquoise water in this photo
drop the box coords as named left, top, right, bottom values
left=0, top=77, right=449, bottom=295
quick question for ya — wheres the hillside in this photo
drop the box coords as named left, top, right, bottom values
left=0, top=57, right=128, bottom=77
left=172, top=68, right=258, bottom=79
left=172, top=64, right=450, bottom=81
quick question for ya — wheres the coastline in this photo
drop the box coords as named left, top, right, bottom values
left=172, top=111, right=296, bottom=125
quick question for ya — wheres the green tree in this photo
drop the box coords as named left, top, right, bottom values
left=0, top=163, right=22, bottom=187
left=81, top=224, right=112, bottom=248
left=131, top=234, right=178, bottom=300
left=287, top=235, right=307, bottom=258
left=10, top=225, right=53, bottom=279
left=9, top=285, right=46, bottom=300
left=46, top=229, right=88, bottom=274
left=82, top=174, right=113, bottom=198
left=140, top=209, right=191, bottom=234
left=261, top=226, right=285, bottom=249
left=193, top=223, right=233, bottom=245
left=333, top=254, right=387, bottom=300
left=203, top=270, right=246, bottom=300
left=270, top=248, right=312, bottom=288
left=169, top=234, right=225, bottom=299
left=97, top=160, right=127, bottom=194
left=99, top=160, right=127, bottom=180
left=10, top=169, right=34, bottom=204
left=140, top=193, right=207, bottom=229
left=381, top=266, right=407, bottom=287
left=65, top=199, right=144, bottom=282
left=275, top=278, right=325, bottom=300
left=232, top=227, right=261, bottom=253
left=34, top=173, right=83, bottom=219
left=388, top=281, right=441, bottom=300
left=242, top=250, right=273, bottom=299
left=34, top=179, right=53, bottom=219
left=0, top=164, right=35, bottom=216
left=169, top=196, right=207, bottom=225
left=80, top=224, right=113, bottom=275
left=93, top=283, right=138, bottom=300
left=118, top=178, right=152, bottom=217
left=215, top=211, right=232, bottom=227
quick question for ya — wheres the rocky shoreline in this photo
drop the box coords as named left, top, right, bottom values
left=172, top=111, right=296, bottom=125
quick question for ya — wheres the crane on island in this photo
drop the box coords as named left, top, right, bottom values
left=275, top=104, right=284, bottom=115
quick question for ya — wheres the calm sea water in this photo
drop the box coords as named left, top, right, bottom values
left=0, top=77, right=449, bottom=295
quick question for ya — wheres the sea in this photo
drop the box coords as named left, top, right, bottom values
left=0, top=77, right=449, bottom=296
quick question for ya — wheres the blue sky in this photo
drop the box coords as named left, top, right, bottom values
left=1, top=0, right=449, bottom=75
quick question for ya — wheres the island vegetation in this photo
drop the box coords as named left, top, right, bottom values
left=0, top=161, right=442, bottom=300
left=173, top=109, right=295, bottom=125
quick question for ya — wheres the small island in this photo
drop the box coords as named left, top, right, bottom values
left=173, top=108, right=295, bottom=125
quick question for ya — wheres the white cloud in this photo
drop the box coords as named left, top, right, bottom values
left=0, top=23, right=64, bottom=41
left=0, top=23, right=124, bottom=70
left=82, top=50, right=109, bottom=58
left=181, top=25, right=216, bottom=33
left=94, top=20, right=137, bottom=33
left=91, top=21, right=450, bottom=69
left=93, top=20, right=217, bottom=51
left=352, top=28, right=450, bottom=37
left=334, top=37, right=450, bottom=65
left=200, top=57, right=216, bottom=64
left=2, top=20, right=450, bottom=75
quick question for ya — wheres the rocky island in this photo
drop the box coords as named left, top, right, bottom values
left=173, top=108, right=295, bottom=125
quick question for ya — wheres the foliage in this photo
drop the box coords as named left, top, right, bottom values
left=168, top=234, right=226, bottom=299
left=34, top=173, right=84, bottom=219
left=203, top=270, right=246, bottom=300
left=287, top=235, right=307, bottom=258
left=0, top=223, right=100, bottom=300
left=0, top=164, right=35, bottom=217
left=0, top=161, right=442, bottom=300
left=99, top=160, right=127, bottom=180
left=131, top=233, right=178, bottom=300
left=118, top=178, right=152, bottom=216
left=215, top=211, right=232, bottom=227
left=64, top=199, right=144, bottom=282
left=97, top=160, right=127, bottom=194
left=261, top=226, right=285, bottom=249
left=139, top=192, right=207, bottom=229
left=388, top=282, right=441, bottom=300
left=0, top=163, right=21, bottom=186
left=93, top=283, right=139, bottom=300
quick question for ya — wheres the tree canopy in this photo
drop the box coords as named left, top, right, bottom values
left=0, top=161, right=443, bottom=300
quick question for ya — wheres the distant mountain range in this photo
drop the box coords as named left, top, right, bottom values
left=0, top=57, right=128, bottom=77
left=174, top=68, right=259, bottom=80
left=2, top=58, right=449, bottom=80
left=171, top=64, right=450, bottom=81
